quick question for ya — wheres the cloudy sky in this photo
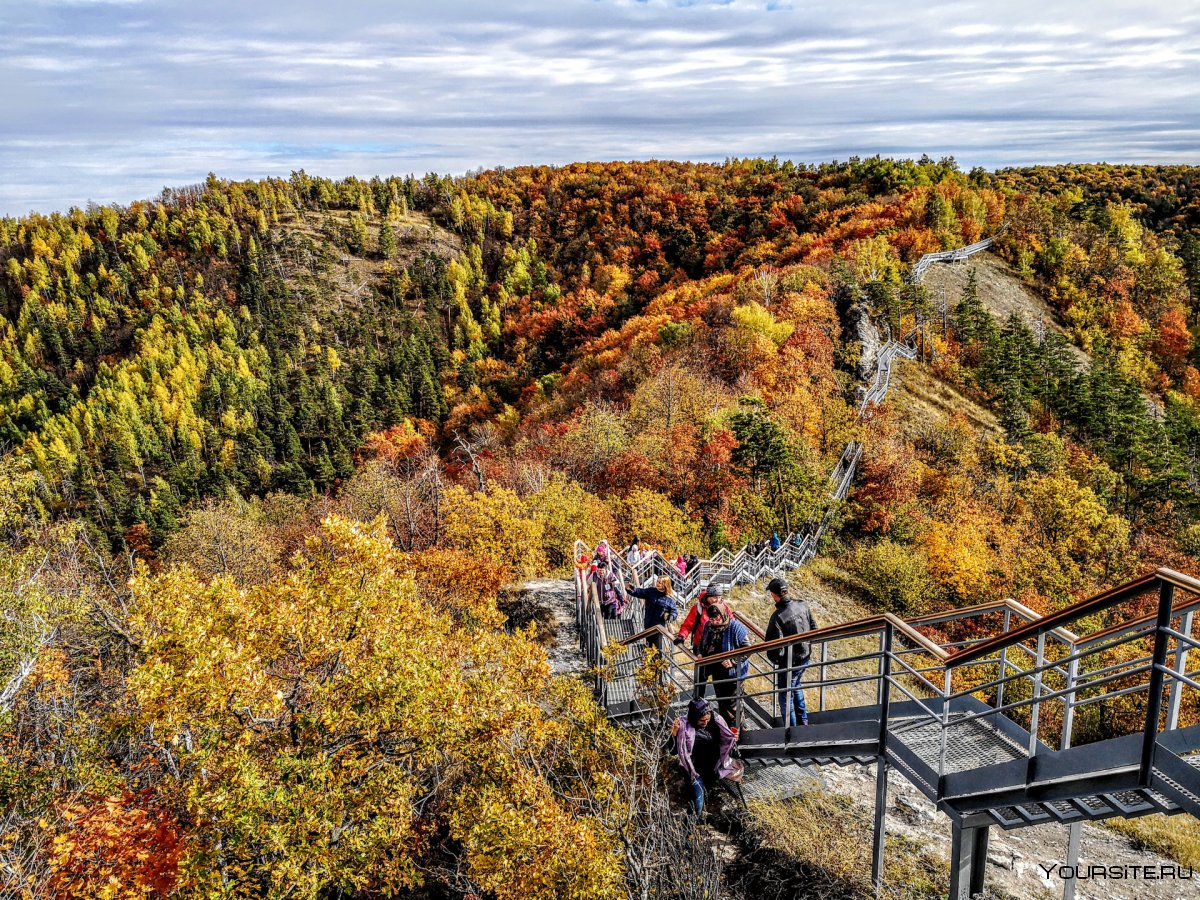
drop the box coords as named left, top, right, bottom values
left=4, top=0, right=1199, bottom=215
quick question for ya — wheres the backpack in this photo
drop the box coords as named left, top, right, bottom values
left=599, top=572, right=626, bottom=619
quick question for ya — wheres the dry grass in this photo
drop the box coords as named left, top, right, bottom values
left=1106, top=813, right=1200, bottom=869
left=889, top=359, right=1000, bottom=437
left=743, top=789, right=951, bottom=899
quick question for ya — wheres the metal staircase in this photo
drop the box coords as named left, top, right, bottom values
left=570, top=227, right=1197, bottom=899
left=574, top=560, right=1200, bottom=899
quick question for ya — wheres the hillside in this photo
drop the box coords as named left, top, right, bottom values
left=920, top=251, right=1089, bottom=368
left=3, top=159, right=1200, bottom=899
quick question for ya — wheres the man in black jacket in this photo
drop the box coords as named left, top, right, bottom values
left=763, top=577, right=818, bottom=726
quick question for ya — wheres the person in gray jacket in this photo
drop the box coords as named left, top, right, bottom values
left=764, top=577, right=818, bottom=726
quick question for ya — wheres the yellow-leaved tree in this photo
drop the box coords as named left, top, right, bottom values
left=440, top=484, right=548, bottom=578
left=527, top=474, right=617, bottom=570
left=125, top=516, right=625, bottom=899
left=607, top=488, right=703, bottom=556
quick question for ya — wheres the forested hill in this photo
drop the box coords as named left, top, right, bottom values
left=7, top=158, right=1200, bottom=898
left=2, top=158, right=1200, bottom=568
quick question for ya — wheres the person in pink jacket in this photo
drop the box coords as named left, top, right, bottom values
left=669, top=697, right=740, bottom=816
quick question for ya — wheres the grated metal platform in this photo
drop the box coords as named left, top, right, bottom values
left=891, top=713, right=1027, bottom=775
left=740, top=760, right=821, bottom=803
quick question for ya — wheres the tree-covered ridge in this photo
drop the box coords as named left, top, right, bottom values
left=0, top=175, right=457, bottom=541
left=0, top=159, right=1009, bottom=546
left=3, top=159, right=1199, bottom=575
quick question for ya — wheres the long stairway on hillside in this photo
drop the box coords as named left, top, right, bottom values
left=570, top=228, right=1197, bottom=900
left=575, top=553, right=1200, bottom=900
left=568, top=217, right=1195, bottom=900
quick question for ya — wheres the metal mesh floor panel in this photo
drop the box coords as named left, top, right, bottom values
left=890, top=714, right=1027, bottom=775
left=741, top=762, right=819, bottom=803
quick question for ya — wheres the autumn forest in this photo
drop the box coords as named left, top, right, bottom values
left=4, top=158, right=1200, bottom=897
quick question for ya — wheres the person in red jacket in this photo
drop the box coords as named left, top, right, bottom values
left=675, top=583, right=728, bottom=653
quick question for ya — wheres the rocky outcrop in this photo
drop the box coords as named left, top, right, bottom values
left=500, top=578, right=586, bottom=676
left=850, top=297, right=883, bottom=380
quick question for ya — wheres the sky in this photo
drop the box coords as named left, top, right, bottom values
left=3, top=0, right=1200, bottom=216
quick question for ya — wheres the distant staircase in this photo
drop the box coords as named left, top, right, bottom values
left=570, top=229, right=1200, bottom=900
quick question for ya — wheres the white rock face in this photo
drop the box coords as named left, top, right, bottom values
left=851, top=299, right=883, bottom=380
left=511, top=578, right=586, bottom=675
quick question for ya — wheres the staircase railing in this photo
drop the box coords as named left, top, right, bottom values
left=590, top=567, right=1200, bottom=804
left=909, top=232, right=1002, bottom=283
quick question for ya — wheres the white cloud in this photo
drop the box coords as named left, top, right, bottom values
left=1, top=0, right=1199, bottom=215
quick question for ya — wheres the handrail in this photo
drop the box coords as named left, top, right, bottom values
left=614, top=567, right=1199, bottom=725
left=737, top=611, right=767, bottom=640
left=668, top=612, right=950, bottom=667
left=948, top=569, right=1199, bottom=668
left=1077, top=571, right=1200, bottom=648
left=908, top=597, right=1079, bottom=645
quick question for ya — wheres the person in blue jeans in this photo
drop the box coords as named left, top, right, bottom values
left=764, top=577, right=818, bottom=726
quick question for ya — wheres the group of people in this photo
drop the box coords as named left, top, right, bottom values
left=582, top=540, right=822, bottom=815
left=743, top=532, right=788, bottom=558
left=665, top=576, right=820, bottom=815
left=623, top=537, right=701, bottom=580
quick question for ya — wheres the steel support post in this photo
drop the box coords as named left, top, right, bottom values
left=996, top=609, right=1010, bottom=721
left=1062, top=657, right=1078, bottom=751
left=1167, top=609, right=1195, bottom=732
left=1141, top=581, right=1176, bottom=785
left=939, top=669, right=952, bottom=780
left=1028, top=632, right=1046, bottom=756
left=948, top=822, right=989, bottom=900
left=819, top=641, right=828, bottom=713
left=1063, top=821, right=1082, bottom=900
left=1061, top=682, right=1081, bottom=900
left=783, top=643, right=793, bottom=732
left=872, top=623, right=894, bottom=892
left=871, top=758, right=889, bottom=889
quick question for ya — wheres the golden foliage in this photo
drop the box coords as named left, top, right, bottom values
left=124, top=516, right=625, bottom=898
left=606, top=488, right=703, bottom=557
left=441, top=484, right=548, bottom=578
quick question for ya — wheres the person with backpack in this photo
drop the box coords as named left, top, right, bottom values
left=764, top=577, right=818, bottom=726
left=769, top=532, right=782, bottom=551
left=629, top=575, right=677, bottom=652
left=592, top=558, right=626, bottom=620
left=668, top=697, right=741, bottom=816
left=694, top=601, right=751, bottom=724
left=674, top=582, right=724, bottom=653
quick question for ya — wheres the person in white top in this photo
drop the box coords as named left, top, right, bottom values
left=626, top=537, right=642, bottom=567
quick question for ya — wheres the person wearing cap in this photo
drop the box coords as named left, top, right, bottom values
left=694, top=601, right=752, bottom=724
left=674, top=582, right=726, bottom=653
left=669, top=697, right=740, bottom=816
left=764, top=576, right=819, bottom=727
